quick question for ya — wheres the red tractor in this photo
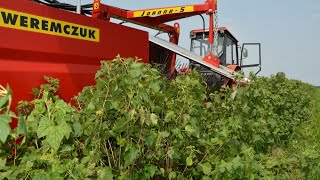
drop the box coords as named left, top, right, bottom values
left=0, top=0, right=261, bottom=125
left=189, top=28, right=261, bottom=87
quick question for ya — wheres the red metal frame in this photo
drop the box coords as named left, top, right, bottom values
left=92, top=0, right=220, bottom=72
left=92, top=0, right=215, bottom=32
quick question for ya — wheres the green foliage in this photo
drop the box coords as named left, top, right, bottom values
left=0, top=57, right=319, bottom=179
left=0, top=85, right=17, bottom=143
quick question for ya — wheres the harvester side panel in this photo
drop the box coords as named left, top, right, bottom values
left=0, top=0, right=149, bottom=118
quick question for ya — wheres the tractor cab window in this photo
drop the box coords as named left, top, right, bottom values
left=190, top=32, right=224, bottom=58
left=217, top=35, right=224, bottom=58
left=190, top=29, right=239, bottom=66
left=224, top=36, right=238, bottom=66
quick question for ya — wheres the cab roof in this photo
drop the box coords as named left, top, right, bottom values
left=190, top=27, right=238, bottom=42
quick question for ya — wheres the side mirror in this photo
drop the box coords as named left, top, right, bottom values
left=242, top=48, right=248, bottom=59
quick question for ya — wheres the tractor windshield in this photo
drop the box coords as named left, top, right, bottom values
left=190, top=30, right=239, bottom=66
left=190, top=34, right=224, bottom=58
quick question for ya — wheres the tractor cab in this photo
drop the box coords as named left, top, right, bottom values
left=190, top=28, right=261, bottom=74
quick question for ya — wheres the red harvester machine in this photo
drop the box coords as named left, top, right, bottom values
left=0, top=0, right=261, bottom=127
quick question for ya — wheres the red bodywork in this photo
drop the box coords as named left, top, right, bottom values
left=0, top=0, right=150, bottom=101
left=0, top=0, right=150, bottom=127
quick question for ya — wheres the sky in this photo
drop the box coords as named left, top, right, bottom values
left=67, top=0, right=320, bottom=85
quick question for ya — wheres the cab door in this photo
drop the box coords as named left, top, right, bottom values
left=240, top=43, right=262, bottom=75
left=220, top=33, right=239, bottom=66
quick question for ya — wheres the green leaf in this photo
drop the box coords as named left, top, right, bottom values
left=0, top=158, right=6, bottom=169
left=46, top=127, right=64, bottom=150
left=32, top=171, right=50, bottom=180
left=0, top=96, right=8, bottom=109
left=116, top=137, right=126, bottom=147
left=131, top=62, right=143, bottom=68
left=111, top=101, right=120, bottom=110
left=144, top=134, right=155, bottom=147
left=0, top=115, right=11, bottom=143
left=37, top=116, right=53, bottom=138
left=32, top=88, right=40, bottom=98
left=186, top=157, right=193, bottom=166
left=169, top=171, right=177, bottom=180
left=232, top=156, right=242, bottom=169
left=159, top=131, right=170, bottom=138
left=5, top=85, right=12, bottom=96
left=197, top=162, right=212, bottom=175
left=150, top=113, right=158, bottom=126
left=164, top=111, right=175, bottom=123
left=160, top=168, right=165, bottom=176
left=58, top=123, right=72, bottom=139
left=73, top=122, right=82, bottom=136
left=129, top=69, right=142, bottom=78
left=55, top=99, right=71, bottom=113
left=167, top=148, right=175, bottom=159
left=17, top=116, right=26, bottom=135
left=112, top=118, right=128, bottom=133
left=26, top=161, right=34, bottom=169
left=185, top=125, right=195, bottom=134
left=48, top=173, right=63, bottom=180
left=253, top=135, right=262, bottom=143
left=97, top=167, right=113, bottom=180
left=185, top=125, right=199, bottom=138
left=88, top=102, right=95, bottom=110
left=33, top=100, right=46, bottom=114
left=124, top=147, right=138, bottom=166
left=149, top=82, right=160, bottom=93
left=145, top=165, right=157, bottom=177
left=95, top=70, right=104, bottom=79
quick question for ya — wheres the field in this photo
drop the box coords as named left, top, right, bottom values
left=0, top=57, right=320, bottom=179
